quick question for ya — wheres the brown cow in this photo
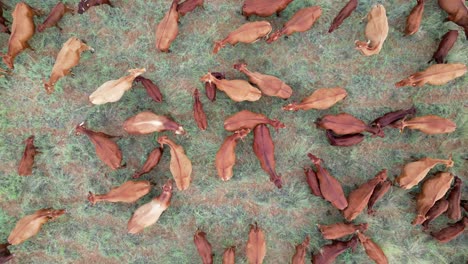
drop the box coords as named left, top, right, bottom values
left=266, top=6, right=322, bottom=43
left=213, top=21, right=272, bottom=54
left=78, top=0, right=113, bottom=14
left=438, top=0, right=468, bottom=38
left=18, top=135, right=40, bottom=176
left=429, top=30, right=458, bottom=63
left=431, top=216, right=467, bottom=243
left=242, top=0, right=293, bottom=19
left=405, top=0, right=425, bottom=36
left=38, top=2, right=74, bottom=32
left=0, top=243, right=14, bottom=263
left=312, top=236, right=358, bottom=264
left=177, top=0, right=203, bottom=16
left=329, top=0, right=358, bottom=33
left=0, top=1, right=10, bottom=34
left=44, top=37, right=94, bottom=94
left=155, top=0, right=180, bottom=52
left=2, top=2, right=41, bottom=69
left=193, top=229, right=213, bottom=264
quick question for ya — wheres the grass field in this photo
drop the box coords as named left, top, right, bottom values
left=0, top=0, right=467, bottom=263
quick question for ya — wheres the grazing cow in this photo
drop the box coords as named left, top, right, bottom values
left=177, top=0, right=203, bottom=16
left=37, top=2, right=74, bottom=32
left=2, top=2, right=41, bottom=69
left=44, top=37, right=94, bottom=94
left=438, top=0, right=468, bottom=38
left=267, top=6, right=322, bottom=43
left=429, top=30, right=458, bottom=63
left=405, top=0, right=425, bottom=36
left=242, top=0, right=293, bottom=19
left=328, top=0, right=358, bottom=33
left=155, top=0, right=179, bottom=52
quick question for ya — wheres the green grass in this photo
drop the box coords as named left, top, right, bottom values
left=0, top=0, right=467, bottom=263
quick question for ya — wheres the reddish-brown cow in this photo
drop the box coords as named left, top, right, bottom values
left=38, top=2, right=74, bottom=32
left=242, top=0, right=293, bottom=19
left=2, top=2, right=41, bottom=69
left=177, top=0, right=203, bottom=16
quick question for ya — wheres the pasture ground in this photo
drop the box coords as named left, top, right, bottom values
left=0, top=0, right=467, bottom=263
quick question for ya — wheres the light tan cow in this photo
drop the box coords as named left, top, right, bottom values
left=355, top=5, right=389, bottom=56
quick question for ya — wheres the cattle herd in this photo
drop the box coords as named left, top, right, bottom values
left=0, top=0, right=467, bottom=263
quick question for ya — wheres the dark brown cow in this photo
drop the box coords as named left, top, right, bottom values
left=213, top=21, right=272, bottom=54
left=18, top=135, right=40, bottom=176
left=253, top=124, right=283, bottom=188
left=38, top=2, right=74, bottom=32
left=0, top=1, right=10, bottom=34
left=329, top=0, right=358, bottom=33
left=312, top=236, right=358, bottom=264
left=429, top=30, right=458, bottom=63
left=193, top=229, right=213, bottom=264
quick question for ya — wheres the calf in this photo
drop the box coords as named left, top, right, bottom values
left=267, top=6, right=322, bottom=43
left=213, top=21, right=272, bottom=54
left=405, top=0, right=425, bottom=36
left=18, top=135, right=40, bottom=176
